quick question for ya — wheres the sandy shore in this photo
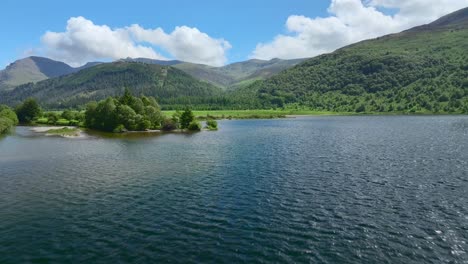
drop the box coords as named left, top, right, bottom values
left=30, top=126, right=87, bottom=138
left=30, top=126, right=78, bottom=132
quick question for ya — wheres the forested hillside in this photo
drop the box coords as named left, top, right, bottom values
left=1, top=62, right=223, bottom=109
left=248, top=7, right=468, bottom=113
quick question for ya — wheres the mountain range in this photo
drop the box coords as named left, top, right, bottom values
left=0, top=7, right=467, bottom=112
left=0, top=56, right=306, bottom=92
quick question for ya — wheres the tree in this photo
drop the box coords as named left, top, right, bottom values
left=116, top=105, right=137, bottom=131
left=46, top=112, right=59, bottom=125
left=84, top=90, right=164, bottom=132
left=85, top=102, right=98, bottom=128
left=145, top=106, right=164, bottom=129
left=188, top=120, right=202, bottom=131
left=0, top=105, right=19, bottom=125
left=355, top=104, right=366, bottom=113
left=15, top=98, right=42, bottom=123
left=120, top=88, right=135, bottom=106
left=61, top=110, right=75, bottom=120
left=0, top=105, right=19, bottom=134
left=180, top=107, right=195, bottom=129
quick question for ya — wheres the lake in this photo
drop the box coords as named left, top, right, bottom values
left=1, top=116, right=467, bottom=263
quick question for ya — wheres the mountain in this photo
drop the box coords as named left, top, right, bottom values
left=244, top=7, right=468, bottom=113
left=122, top=57, right=306, bottom=88
left=0, top=55, right=304, bottom=93
left=0, top=57, right=75, bottom=91
left=408, top=7, right=468, bottom=32
left=0, top=56, right=101, bottom=91
left=0, top=62, right=223, bottom=109
left=77, top=61, right=103, bottom=70
left=120, top=57, right=183, bottom=66
left=176, top=58, right=307, bottom=88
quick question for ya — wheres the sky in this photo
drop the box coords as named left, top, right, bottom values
left=1, top=0, right=467, bottom=68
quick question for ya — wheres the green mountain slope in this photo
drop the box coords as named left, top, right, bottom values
left=176, top=58, right=306, bottom=88
left=122, top=57, right=306, bottom=88
left=248, top=7, right=468, bottom=113
left=1, top=62, right=222, bottom=109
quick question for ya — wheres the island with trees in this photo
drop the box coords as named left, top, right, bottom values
left=1, top=89, right=218, bottom=137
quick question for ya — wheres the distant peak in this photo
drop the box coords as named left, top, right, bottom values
left=269, top=58, right=282, bottom=62
left=430, top=7, right=468, bottom=27
left=407, top=7, right=468, bottom=32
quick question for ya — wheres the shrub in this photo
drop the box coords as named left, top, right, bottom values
left=355, top=104, right=366, bottom=113
left=188, top=121, right=202, bottom=131
left=113, top=124, right=126, bottom=133
left=36, top=117, right=49, bottom=124
left=56, top=119, right=70, bottom=125
left=205, top=119, right=218, bottom=130
left=161, top=118, right=177, bottom=131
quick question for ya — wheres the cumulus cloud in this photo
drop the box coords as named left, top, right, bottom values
left=128, top=25, right=231, bottom=67
left=40, top=16, right=231, bottom=66
left=250, top=0, right=468, bottom=60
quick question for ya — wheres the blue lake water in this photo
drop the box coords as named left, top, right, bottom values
left=1, top=116, right=467, bottom=263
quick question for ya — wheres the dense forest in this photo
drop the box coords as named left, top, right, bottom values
left=245, top=11, right=468, bottom=113
left=0, top=62, right=223, bottom=109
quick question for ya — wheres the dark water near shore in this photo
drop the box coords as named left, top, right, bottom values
left=1, top=116, right=467, bottom=263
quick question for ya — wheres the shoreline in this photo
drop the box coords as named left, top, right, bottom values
left=29, top=126, right=86, bottom=139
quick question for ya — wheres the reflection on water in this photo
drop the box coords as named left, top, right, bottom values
left=0, top=116, right=467, bottom=263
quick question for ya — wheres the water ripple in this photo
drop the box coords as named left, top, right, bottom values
left=0, top=116, right=467, bottom=263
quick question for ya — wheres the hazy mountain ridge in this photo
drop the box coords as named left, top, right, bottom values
left=121, top=57, right=307, bottom=88
left=0, top=56, right=306, bottom=92
left=0, top=57, right=100, bottom=91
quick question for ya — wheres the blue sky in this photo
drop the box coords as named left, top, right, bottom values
left=1, top=0, right=467, bottom=67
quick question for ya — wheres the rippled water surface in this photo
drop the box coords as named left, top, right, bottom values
left=1, top=116, right=468, bottom=263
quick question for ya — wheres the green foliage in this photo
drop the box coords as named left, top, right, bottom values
left=46, top=112, right=60, bottom=124
left=37, top=110, right=84, bottom=126
left=45, top=127, right=80, bottom=136
left=0, top=117, right=15, bottom=134
left=0, top=105, right=19, bottom=125
left=56, top=119, right=70, bottom=125
left=161, top=118, right=178, bottom=131
left=85, top=90, right=164, bottom=132
left=187, top=120, right=202, bottom=131
left=113, top=124, right=126, bottom=133
left=15, top=98, right=42, bottom=123
left=205, top=119, right=218, bottom=130
left=0, top=105, right=19, bottom=134
left=180, top=108, right=195, bottom=129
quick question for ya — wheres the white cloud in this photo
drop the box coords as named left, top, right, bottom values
left=128, top=25, right=231, bottom=67
left=40, top=16, right=231, bottom=67
left=250, top=0, right=468, bottom=60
